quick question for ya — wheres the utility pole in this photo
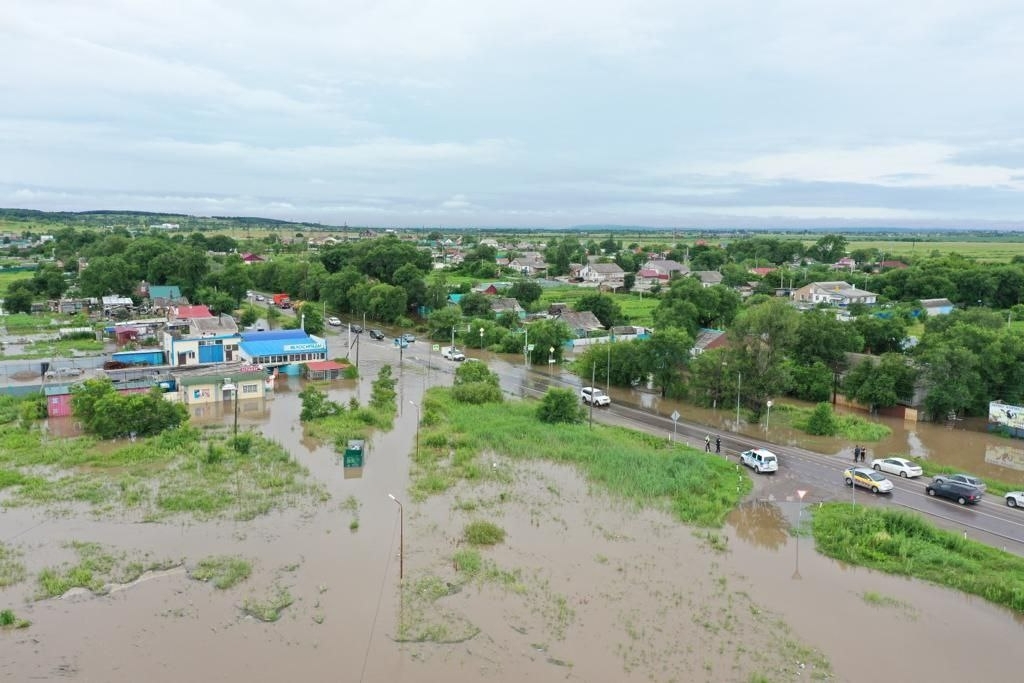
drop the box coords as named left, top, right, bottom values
left=736, top=372, right=742, bottom=426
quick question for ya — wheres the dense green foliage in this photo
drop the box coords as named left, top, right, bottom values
left=71, top=379, right=188, bottom=439
left=536, top=388, right=585, bottom=424
left=812, top=504, right=1024, bottom=613
left=451, top=361, right=503, bottom=404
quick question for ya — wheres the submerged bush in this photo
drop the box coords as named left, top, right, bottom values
left=463, top=520, right=506, bottom=546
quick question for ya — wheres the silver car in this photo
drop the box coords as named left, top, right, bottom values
left=932, top=473, right=986, bottom=493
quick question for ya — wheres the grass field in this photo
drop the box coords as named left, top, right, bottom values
left=0, top=271, right=32, bottom=298
left=537, top=286, right=658, bottom=326
left=836, top=240, right=1024, bottom=263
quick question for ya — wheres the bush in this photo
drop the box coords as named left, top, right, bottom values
left=804, top=402, right=839, bottom=436
left=536, top=388, right=585, bottom=424
left=463, top=520, right=506, bottom=546
left=451, top=382, right=503, bottom=405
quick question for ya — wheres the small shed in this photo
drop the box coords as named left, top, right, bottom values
left=305, top=360, right=349, bottom=380
left=44, top=385, right=74, bottom=417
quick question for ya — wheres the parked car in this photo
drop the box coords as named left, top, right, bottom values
left=843, top=467, right=894, bottom=494
left=255, top=294, right=265, bottom=301
left=349, top=324, right=363, bottom=334
left=368, top=329, right=385, bottom=340
left=442, top=346, right=466, bottom=361
left=1004, top=491, right=1024, bottom=508
left=926, top=480, right=983, bottom=505
left=870, top=457, right=923, bottom=479
left=740, top=448, right=779, bottom=474
left=580, top=386, right=611, bottom=406
left=327, top=316, right=342, bottom=326
left=932, top=473, right=986, bottom=493
left=401, top=333, right=416, bottom=343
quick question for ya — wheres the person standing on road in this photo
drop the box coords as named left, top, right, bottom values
left=853, top=445, right=861, bottom=463
left=715, top=436, right=721, bottom=454
left=860, top=447, right=868, bottom=463
left=705, top=434, right=712, bottom=452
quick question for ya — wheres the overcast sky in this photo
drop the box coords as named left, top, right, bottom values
left=3, top=1, right=1024, bottom=228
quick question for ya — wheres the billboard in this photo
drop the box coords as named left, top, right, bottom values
left=989, top=401, right=1024, bottom=438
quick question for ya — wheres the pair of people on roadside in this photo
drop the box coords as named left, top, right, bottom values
left=853, top=445, right=867, bottom=463
left=704, top=434, right=722, bottom=454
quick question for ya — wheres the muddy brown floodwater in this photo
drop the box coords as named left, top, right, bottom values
left=1, top=346, right=1022, bottom=682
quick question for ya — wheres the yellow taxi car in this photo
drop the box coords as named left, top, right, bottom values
left=843, top=467, right=894, bottom=494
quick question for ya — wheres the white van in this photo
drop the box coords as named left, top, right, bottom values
left=740, top=448, right=778, bottom=474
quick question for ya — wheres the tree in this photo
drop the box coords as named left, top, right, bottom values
left=804, top=403, right=839, bottom=436
left=428, top=305, right=464, bottom=342
left=452, top=360, right=503, bottom=404
left=79, top=255, right=137, bottom=297
left=574, top=293, right=622, bottom=328
left=296, top=301, right=325, bottom=335
left=853, top=315, right=907, bottom=354
left=238, top=304, right=259, bottom=328
left=641, top=328, right=693, bottom=398
left=727, top=299, right=800, bottom=416
left=424, top=273, right=450, bottom=311
left=522, top=319, right=572, bottom=365
left=323, top=266, right=365, bottom=314
left=2, top=281, right=34, bottom=314
left=71, top=380, right=187, bottom=438
left=458, top=292, right=493, bottom=318
left=392, top=263, right=427, bottom=309
left=366, top=284, right=407, bottom=323
left=842, top=353, right=917, bottom=412
left=807, top=234, right=848, bottom=264
left=299, top=385, right=340, bottom=420
left=509, top=280, right=542, bottom=307
left=536, top=388, right=585, bottom=424
left=31, top=265, right=68, bottom=299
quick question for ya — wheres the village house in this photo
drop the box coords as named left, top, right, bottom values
left=553, top=310, right=604, bottom=338
left=690, top=328, right=728, bottom=356
left=489, top=297, right=525, bottom=317
left=237, top=329, right=328, bottom=375
left=163, top=313, right=241, bottom=367
left=508, top=252, right=548, bottom=276
left=791, top=281, right=878, bottom=307
left=692, top=271, right=724, bottom=288
left=579, top=262, right=625, bottom=288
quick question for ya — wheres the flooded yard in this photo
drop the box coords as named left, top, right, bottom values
left=2, top=352, right=1023, bottom=682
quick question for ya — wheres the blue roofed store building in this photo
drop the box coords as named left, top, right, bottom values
left=162, top=314, right=242, bottom=367
left=239, top=329, right=328, bottom=376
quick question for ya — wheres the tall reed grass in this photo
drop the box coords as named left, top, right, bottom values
left=812, top=503, right=1024, bottom=613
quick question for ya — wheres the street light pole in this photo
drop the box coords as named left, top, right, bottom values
left=388, top=493, right=404, bottom=580
left=548, top=347, right=555, bottom=376
left=735, top=371, right=742, bottom=426
left=589, top=362, right=595, bottom=429
left=766, top=399, right=773, bottom=433
left=794, top=489, right=806, bottom=579
left=409, top=401, right=420, bottom=460
left=479, top=327, right=484, bottom=350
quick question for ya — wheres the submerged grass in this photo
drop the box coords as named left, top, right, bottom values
left=35, top=541, right=176, bottom=599
left=0, top=425, right=324, bottom=520
left=190, top=556, right=252, bottom=590
left=242, top=586, right=293, bottom=622
left=813, top=503, right=1024, bottom=613
left=0, top=609, right=30, bottom=630
left=0, top=543, right=27, bottom=587
left=412, top=389, right=750, bottom=527
left=776, top=403, right=891, bottom=441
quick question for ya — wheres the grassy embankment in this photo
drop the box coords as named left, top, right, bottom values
left=410, top=389, right=750, bottom=527
left=0, top=397, right=325, bottom=520
left=813, top=503, right=1024, bottom=613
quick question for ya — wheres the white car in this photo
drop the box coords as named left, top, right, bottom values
left=327, top=316, right=342, bottom=326
left=740, top=448, right=778, bottom=474
left=441, top=346, right=466, bottom=361
left=581, top=387, right=611, bottom=406
left=255, top=294, right=265, bottom=301
left=870, top=457, right=923, bottom=479
left=1005, top=491, right=1024, bottom=509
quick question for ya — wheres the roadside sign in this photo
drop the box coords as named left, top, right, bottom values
left=797, top=490, right=807, bottom=500
left=432, top=344, right=440, bottom=351
left=527, top=344, right=535, bottom=351
left=671, top=410, right=680, bottom=422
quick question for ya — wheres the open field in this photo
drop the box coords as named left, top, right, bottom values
left=837, top=239, right=1024, bottom=263
left=537, top=286, right=658, bottom=326
left=0, top=271, right=33, bottom=298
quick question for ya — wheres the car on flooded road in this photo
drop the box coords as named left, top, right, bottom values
left=368, top=329, right=385, bottom=340
left=870, top=457, right=923, bottom=479
left=926, top=480, right=983, bottom=506
left=740, top=448, right=778, bottom=474
left=843, top=467, right=893, bottom=494
left=1004, top=491, right=1024, bottom=509
left=932, top=473, right=987, bottom=493
left=580, top=386, right=611, bottom=406
left=327, top=316, right=342, bottom=326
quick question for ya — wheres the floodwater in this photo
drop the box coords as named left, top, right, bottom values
left=2, top=346, right=1023, bottom=682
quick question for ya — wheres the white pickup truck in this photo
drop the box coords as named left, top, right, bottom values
left=442, top=346, right=466, bottom=361
left=581, top=386, right=611, bottom=406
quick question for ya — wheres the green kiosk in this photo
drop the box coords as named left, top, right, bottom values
left=344, top=440, right=365, bottom=469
